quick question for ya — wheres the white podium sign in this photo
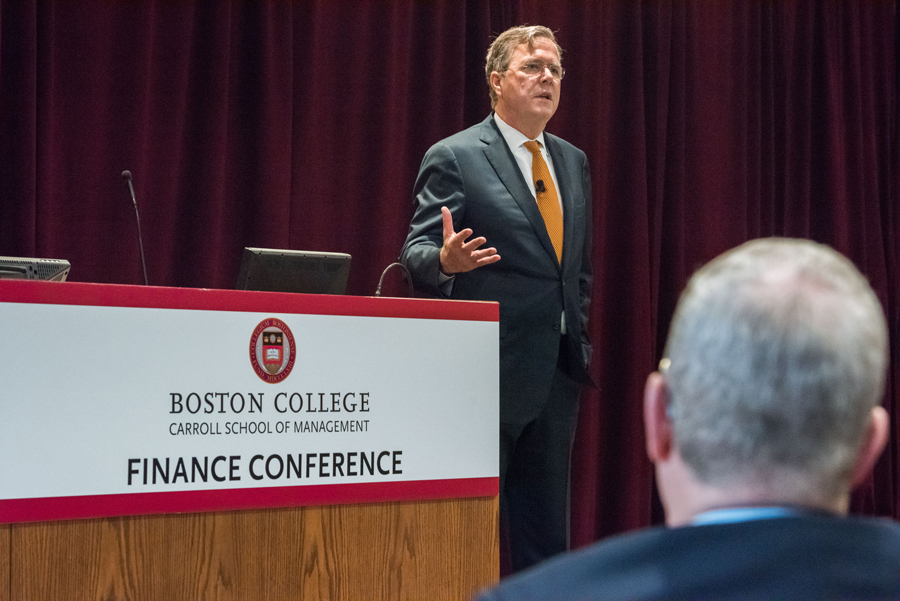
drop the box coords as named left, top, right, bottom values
left=0, top=281, right=499, bottom=523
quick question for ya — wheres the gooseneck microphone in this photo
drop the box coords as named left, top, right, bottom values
left=535, top=179, right=546, bottom=194
left=375, top=262, right=413, bottom=297
left=121, top=170, right=149, bottom=286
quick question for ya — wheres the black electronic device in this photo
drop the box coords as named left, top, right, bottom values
left=235, top=248, right=351, bottom=295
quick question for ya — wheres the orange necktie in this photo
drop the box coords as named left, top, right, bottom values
left=523, top=140, right=563, bottom=263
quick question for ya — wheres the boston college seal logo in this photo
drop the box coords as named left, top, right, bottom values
left=249, top=318, right=296, bottom=383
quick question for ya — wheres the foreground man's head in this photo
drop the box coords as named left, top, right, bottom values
left=646, top=237, right=889, bottom=525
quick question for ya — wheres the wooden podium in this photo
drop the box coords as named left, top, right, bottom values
left=0, top=281, right=500, bottom=600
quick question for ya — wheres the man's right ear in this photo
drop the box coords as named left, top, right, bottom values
left=489, top=71, right=502, bottom=97
left=644, top=372, right=674, bottom=463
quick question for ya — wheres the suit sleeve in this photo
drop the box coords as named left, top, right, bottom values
left=400, top=142, right=466, bottom=296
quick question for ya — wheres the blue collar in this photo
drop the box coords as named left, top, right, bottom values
left=691, top=506, right=810, bottom=526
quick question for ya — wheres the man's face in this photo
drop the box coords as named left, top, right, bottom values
left=492, top=37, right=562, bottom=136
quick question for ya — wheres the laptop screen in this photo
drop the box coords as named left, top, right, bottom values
left=235, top=248, right=351, bottom=295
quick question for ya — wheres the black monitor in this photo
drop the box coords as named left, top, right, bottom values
left=235, top=248, right=351, bottom=295
left=0, top=256, right=71, bottom=281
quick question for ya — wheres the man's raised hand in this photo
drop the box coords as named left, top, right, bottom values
left=439, top=206, right=501, bottom=274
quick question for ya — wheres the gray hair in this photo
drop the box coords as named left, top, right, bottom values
left=663, top=238, right=887, bottom=500
left=485, top=25, right=562, bottom=109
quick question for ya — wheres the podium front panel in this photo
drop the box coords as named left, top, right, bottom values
left=0, top=281, right=499, bottom=524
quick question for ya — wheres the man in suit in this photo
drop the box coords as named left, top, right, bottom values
left=476, top=238, right=900, bottom=600
left=400, top=25, right=593, bottom=571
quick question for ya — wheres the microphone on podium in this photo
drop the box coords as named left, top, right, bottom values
left=375, top=262, right=413, bottom=297
left=121, top=170, right=149, bottom=286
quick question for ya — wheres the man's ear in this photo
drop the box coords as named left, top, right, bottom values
left=644, top=372, right=674, bottom=462
left=849, top=405, right=889, bottom=488
left=489, top=71, right=503, bottom=98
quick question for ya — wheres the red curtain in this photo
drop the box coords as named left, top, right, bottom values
left=1, top=0, right=897, bottom=548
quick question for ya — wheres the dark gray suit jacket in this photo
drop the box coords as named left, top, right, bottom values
left=475, top=514, right=900, bottom=600
left=401, top=115, right=592, bottom=424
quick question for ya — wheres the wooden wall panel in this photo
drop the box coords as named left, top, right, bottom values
left=0, top=524, right=9, bottom=601
left=9, top=497, right=498, bottom=600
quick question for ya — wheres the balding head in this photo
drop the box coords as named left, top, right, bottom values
left=660, top=238, right=887, bottom=506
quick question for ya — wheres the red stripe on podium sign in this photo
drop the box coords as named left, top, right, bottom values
left=0, top=477, right=499, bottom=524
left=0, top=280, right=498, bottom=322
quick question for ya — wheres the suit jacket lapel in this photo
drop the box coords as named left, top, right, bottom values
left=480, top=116, right=561, bottom=269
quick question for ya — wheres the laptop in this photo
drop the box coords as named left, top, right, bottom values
left=235, top=248, right=351, bottom=295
